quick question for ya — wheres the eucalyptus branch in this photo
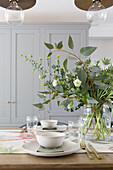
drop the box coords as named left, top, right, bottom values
left=52, top=49, right=95, bottom=98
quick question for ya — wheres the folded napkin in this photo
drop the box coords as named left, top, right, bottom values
left=42, top=127, right=57, bottom=130
left=37, top=145, right=64, bottom=153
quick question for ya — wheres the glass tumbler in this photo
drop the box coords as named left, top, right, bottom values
left=26, top=116, right=33, bottom=135
left=68, top=121, right=79, bottom=143
left=33, top=116, right=38, bottom=135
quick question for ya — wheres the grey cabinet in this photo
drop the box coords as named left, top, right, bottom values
left=0, top=23, right=90, bottom=127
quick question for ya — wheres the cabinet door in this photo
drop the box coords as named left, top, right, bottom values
left=44, top=24, right=89, bottom=122
left=11, top=28, right=40, bottom=126
left=0, top=29, right=11, bottom=125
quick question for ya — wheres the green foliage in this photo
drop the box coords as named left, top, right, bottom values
left=63, top=58, right=68, bottom=72
left=21, top=35, right=113, bottom=115
left=80, top=46, right=97, bottom=56
left=44, top=43, right=54, bottom=49
left=68, top=35, right=74, bottom=50
left=55, top=41, right=63, bottom=49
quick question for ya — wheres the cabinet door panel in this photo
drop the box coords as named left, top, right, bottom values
left=0, top=29, right=11, bottom=124
left=12, top=29, right=40, bottom=125
left=44, top=27, right=88, bottom=122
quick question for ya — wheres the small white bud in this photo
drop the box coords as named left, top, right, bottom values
left=52, top=80, right=58, bottom=87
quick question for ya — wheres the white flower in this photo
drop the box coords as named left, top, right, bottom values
left=52, top=80, right=58, bottom=87
left=73, top=79, right=82, bottom=87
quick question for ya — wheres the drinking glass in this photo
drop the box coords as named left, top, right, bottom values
left=26, top=116, right=33, bottom=135
left=68, top=121, right=79, bottom=143
left=26, top=116, right=38, bottom=135
left=33, top=116, right=38, bottom=135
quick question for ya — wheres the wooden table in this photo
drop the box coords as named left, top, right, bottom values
left=0, top=153, right=113, bottom=170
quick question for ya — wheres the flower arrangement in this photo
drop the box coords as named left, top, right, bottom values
left=21, top=35, right=113, bottom=140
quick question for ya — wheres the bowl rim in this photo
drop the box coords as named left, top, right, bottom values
left=36, top=132, right=65, bottom=138
left=40, top=120, right=58, bottom=123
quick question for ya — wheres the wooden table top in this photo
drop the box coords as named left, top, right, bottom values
left=0, top=153, right=113, bottom=170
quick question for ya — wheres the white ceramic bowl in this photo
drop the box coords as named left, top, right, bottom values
left=40, top=120, right=58, bottom=128
left=36, top=132, right=65, bottom=148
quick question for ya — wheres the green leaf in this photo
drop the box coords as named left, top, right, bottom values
left=80, top=46, right=97, bottom=56
left=95, top=75, right=109, bottom=80
left=52, top=93, right=58, bottom=100
left=67, top=100, right=74, bottom=109
left=47, top=52, right=52, bottom=57
left=56, top=41, right=63, bottom=49
left=57, top=101, right=60, bottom=106
left=75, top=61, right=83, bottom=66
left=33, top=103, right=44, bottom=108
left=63, top=58, right=68, bottom=72
left=82, top=83, right=89, bottom=94
left=43, top=99, right=51, bottom=104
left=60, top=99, right=70, bottom=108
left=89, top=66, right=100, bottom=73
left=39, top=91, right=52, bottom=94
left=68, top=35, right=74, bottom=50
left=68, top=56, right=76, bottom=60
left=37, top=94, right=46, bottom=101
left=88, top=97, right=98, bottom=104
left=44, top=42, right=54, bottom=49
left=94, top=81, right=109, bottom=87
left=107, top=91, right=113, bottom=99
left=56, top=85, right=63, bottom=91
left=78, top=69, right=87, bottom=86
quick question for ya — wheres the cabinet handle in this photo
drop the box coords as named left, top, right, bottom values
left=8, top=101, right=11, bottom=103
left=12, top=101, right=15, bottom=103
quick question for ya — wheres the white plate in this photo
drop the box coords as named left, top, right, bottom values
left=22, top=139, right=80, bottom=157
left=37, top=125, right=67, bottom=132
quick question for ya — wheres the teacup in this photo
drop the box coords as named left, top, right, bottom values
left=40, top=120, right=58, bottom=128
left=36, top=132, right=65, bottom=148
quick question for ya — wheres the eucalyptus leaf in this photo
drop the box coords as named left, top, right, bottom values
left=56, top=85, right=63, bottom=91
left=44, top=42, right=54, bottom=49
left=47, top=52, right=52, bottom=57
left=39, top=91, right=52, bottom=94
left=67, top=100, right=74, bottom=109
left=43, top=99, right=51, bottom=104
left=56, top=41, right=63, bottom=49
left=88, top=97, right=98, bottom=104
left=52, top=93, right=58, bottom=100
left=80, top=46, right=97, bottom=56
left=95, top=75, right=109, bottom=80
left=57, top=101, right=60, bottom=106
left=68, top=35, right=74, bottom=50
left=60, top=99, right=70, bottom=107
left=94, top=80, right=109, bottom=87
left=78, top=69, right=87, bottom=86
left=33, top=103, right=44, bottom=108
left=63, top=58, right=68, bottom=72
left=82, top=83, right=89, bottom=94
left=68, top=56, right=76, bottom=60
left=89, top=66, right=100, bottom=72
left=37, top=94, right=46, bottom=101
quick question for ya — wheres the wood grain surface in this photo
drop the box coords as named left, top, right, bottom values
left=0, top=153, right=113, bottom=170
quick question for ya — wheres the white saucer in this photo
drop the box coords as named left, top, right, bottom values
left=37, top=125, right=67, bottom=132
left=22, top=139, right=80, bottom=157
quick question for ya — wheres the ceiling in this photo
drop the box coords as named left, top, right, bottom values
left=0, top=0, right=112, bottom=24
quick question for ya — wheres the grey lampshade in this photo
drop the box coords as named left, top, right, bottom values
left=74, top=0, right=113, bottom=11
left=0, top=0, right=36, bottom=10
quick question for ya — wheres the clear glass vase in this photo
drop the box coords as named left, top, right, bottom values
left=79, top=104, right=111, bottom=141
